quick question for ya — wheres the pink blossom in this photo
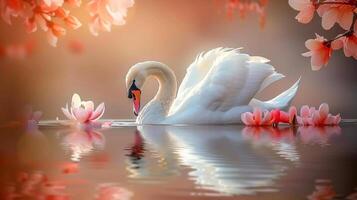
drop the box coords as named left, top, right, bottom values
left=87, top=0, right=134, bottom=36
left=225, top=0, right=267, bottom=28
left=289, top=0, right=316, bottom=24
left=302, top=34, right=332, bottom=71
left=317, top=2, right=355, bottom=30
left=241, top=108, right=273, bottom=126
left=62, top=93, right=105, bottom=124
left=0, top=0, right=24, bottom=24
left=41, top=0, right=64, bottom=8
left=297, top=103, right=341, bottom=126
left=95, top=183, right=133, bottom=200
left=339, top=21, right=357, bottom=59
left=64, top=15, right=82, bottom=29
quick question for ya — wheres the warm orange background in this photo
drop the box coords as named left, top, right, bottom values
left=0, top=0, right=356, bottom=122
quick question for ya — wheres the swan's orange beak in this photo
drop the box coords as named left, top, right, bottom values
left=128, top=80, right=141, bottom=116
left=131, top=90, right=141, bottom=116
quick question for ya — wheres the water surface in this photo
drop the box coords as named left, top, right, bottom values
left=0, top=123, right=356, bottom=199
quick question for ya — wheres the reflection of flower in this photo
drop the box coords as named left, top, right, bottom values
left=61, top=128, right=105, bottom=162
left=61, top=162, right=79, bottom=174
left=242, top=125, right=341, bottom=146
left=1, top=171, right=69, bottom=199
left=95, top=183, right=133, bottom=200
left=62, top=93, right=105, bottom=125
left=299, top=126, right=341, bottom=145
left=87, top=0, right=134, bottom=36
left=307, top=180, right=336, bottom=200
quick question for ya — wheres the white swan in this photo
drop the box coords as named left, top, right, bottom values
left=126, top=48, right=300, bottom=124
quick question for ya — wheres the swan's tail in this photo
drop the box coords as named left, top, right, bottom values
left=249, top=78, right=301, bottom=111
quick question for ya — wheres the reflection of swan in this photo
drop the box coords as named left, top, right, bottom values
left=126, top=48, right=300, bottom=124
left=60, top=128, right=105, bottom=162
left=137, top=125, right=296, bottom=195
left=125, top=127, right=180, bottom=180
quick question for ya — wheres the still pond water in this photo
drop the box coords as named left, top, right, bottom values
left=1, top=122, right=357, bottom=199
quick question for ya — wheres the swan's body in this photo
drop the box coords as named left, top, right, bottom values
left=126, top=48, right=300, bottom=124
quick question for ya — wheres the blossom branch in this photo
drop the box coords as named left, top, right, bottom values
left=0, top=0, right=134, bottom=47
left=289, top=0, right=357, bottom=70
left=317, top=0, right=357, bottom=7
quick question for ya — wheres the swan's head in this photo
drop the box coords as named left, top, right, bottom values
left=126, top=63, right=146, bottom=116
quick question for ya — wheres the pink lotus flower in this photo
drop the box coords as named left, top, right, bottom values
left=241, top=108, right=273, bottom=126
left=302, top=34, right=333, bottom=71
left=87, top=0, right=134, bottom=36
left=62, top=93, right=105, bottom=124
left=297, top=103, right=341, bottom=126
left=317, top=2, right=355, bottom=30
left=288, top=0, right=316, bottom=24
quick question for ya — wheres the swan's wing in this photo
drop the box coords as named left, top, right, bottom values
left=169, top=49, right=281, bottom=117
left=224, top=59, right=284, bottom=109
left=171, top=48, right=241, bottom=111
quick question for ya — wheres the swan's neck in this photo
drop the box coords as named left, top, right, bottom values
left=139, top=62, right=177, bottom=122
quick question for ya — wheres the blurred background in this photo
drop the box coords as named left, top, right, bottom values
left=0, top=0, right=356, bottom=122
